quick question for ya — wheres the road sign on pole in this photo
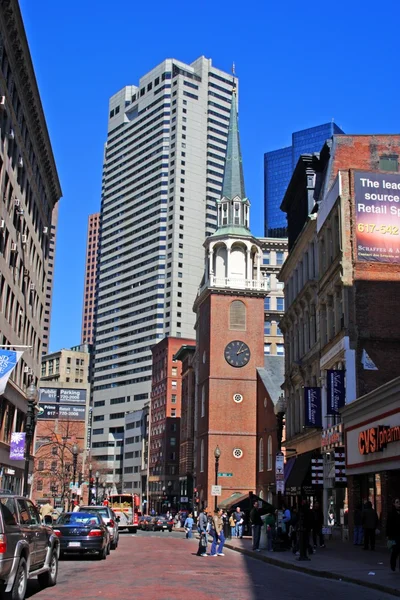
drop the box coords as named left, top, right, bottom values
left=211, top=485, right=222, bottom=496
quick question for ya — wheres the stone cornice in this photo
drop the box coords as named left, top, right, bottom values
left=1, top=0, right=62, bottom=206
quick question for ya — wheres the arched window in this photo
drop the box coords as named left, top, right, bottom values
left=267, top=436, right=273, bottom=471
left=259, top=438, right=264, bottom=472
left=200, top=439, right=205, bottom=473
left=230, top=300, right=246, bottom=331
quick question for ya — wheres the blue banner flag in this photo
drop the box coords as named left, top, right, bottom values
left=304, top=387, right=322, bottom=428
left=0, top=350, right=23, bottom=395
left=327, top=370, right=345, bottom=415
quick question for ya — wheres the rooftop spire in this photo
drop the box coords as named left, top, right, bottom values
left=221, top=88, right=246, bottom=201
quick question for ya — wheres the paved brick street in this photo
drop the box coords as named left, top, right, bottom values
left=24, top=531, right=398, bottom=600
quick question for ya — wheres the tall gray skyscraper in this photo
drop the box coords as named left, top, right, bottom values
left=91, top=57, right=237, bottom=485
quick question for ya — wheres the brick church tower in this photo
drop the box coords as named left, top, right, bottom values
left=193, top=89, right=267, bottom=508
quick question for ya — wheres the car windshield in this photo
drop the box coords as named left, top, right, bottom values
left=57, top=513, right=100, bottom=525
left=82, top=508, right=109, bottom=517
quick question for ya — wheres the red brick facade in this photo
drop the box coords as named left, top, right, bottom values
left=195, top=292, right=264, bottom=507
left=255, top=373, right=278, bottom=501
left=149, top=336, right=194, bottom=512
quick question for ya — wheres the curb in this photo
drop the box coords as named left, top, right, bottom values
left=224, top=542, right=400, bottom=598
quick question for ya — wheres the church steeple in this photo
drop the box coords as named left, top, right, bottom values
left=221, top=89, right=246, bottom=201
left=214, top=88, right=251, bottom=236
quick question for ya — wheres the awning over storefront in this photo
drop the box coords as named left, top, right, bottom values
left=284, top=456, right=296, bottom=484
left=218, top=492, right=274, bottom=513
left=285, top=451, right=314, bottom=495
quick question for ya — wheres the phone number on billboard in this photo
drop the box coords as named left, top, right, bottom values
left=357, top=224, right=399, bottom=235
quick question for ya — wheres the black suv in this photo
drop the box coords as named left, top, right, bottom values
left=0, top=494, right=59, bottom=600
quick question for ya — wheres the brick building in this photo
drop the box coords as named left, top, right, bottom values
left=148, top=336, right=194, bottom=513
left=174, top=343, right=196, bottom=510
left=279, top=134, right=400, bottom=530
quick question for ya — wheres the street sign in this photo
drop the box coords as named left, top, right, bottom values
left=276, top=480, right=285, bottom=494
left=211, top=485, right=222, bottom=496
left=218, top=472, right=233, bottom=477
left=180, top=497, right=189, bottom=503
left=275, top=452, right=284, bottom=476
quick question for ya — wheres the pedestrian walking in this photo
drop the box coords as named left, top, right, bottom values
left=387, top=498, right=400, bottom=572
left=210, top=508, right=225, bottom=556
left=184, top=513, right=194, bottom=539
left=196, top=506, right=209, bottom=556
left=264, top=511, right=275, bottom=552
left=311, top=501, right=325, bottom=548
left=353, top=503, right=364, bottom=546
left=229, top=513, right=236, bottom=538
left=250, top=500, right=263, bottom=551
left=289, top=507, right=299, bottom=553
left=233, top=506, right=244, bottom=538
left=362, top=500, right=378, bottom=550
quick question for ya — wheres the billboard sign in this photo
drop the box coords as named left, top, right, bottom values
left=355, top=171, right=400, bottom=263
left=327, top=370, right=345, bottom=415
left=39, top=388, right=86, bottom=404
left=37, top=403, right=86, bottom=421
left=304, top=387, right=322, bottom=428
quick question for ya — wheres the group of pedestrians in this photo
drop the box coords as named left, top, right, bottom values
left=195, top=506, right=226, bottom=557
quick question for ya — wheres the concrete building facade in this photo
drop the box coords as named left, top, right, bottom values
left=0, top=1, right=61, bottom=494
left=91, top=57, right=238, bottom=482
left=81, top=212, right=100, bottom=345
left=123, top=403, right=149, bottom=505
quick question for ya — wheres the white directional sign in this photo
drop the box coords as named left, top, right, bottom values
left=211, top=485, right=222, bottom=496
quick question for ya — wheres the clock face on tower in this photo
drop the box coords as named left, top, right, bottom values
left=224, top=340, right=251, bottom=367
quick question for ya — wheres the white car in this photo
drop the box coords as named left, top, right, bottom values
left=80, top=506, right=119, bottom=549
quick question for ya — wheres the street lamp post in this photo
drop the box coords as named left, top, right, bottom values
left=23, top=382, right=37, bottom=497
left=214, top=446, right=221, bottom=511
left=72, top=443, right=78, bottom=507
left=88, top=462, right=92, bottom=505
left=95, top=471, right=99, bottom=504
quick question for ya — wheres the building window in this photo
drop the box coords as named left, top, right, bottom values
left=172, top=367, right=177, bottom=376
left=276, top=251, right=285, bottom=266
left=171, top=409, right=176, bottom=417
left=36, top=480, right=43, bottom=491
left=264, top=320, right=271, bottom=335
left=38, top=460, right=44, bottom=471
left=267, top=436, right=273, bottom=470
left=276, top=344, right=285, bottom=356
left=264, top=344, right=271, bottom=355
left=379, top=155, right=398, bottom=172
left=171, top=394, right=176, bottom=404
left=170, top=437, right=176, bottom=446
left=200, top=439, right=204, bottom=472
left=259, top=438, right=264, bottom=472
left=229, top=300, right=246, bottom=331
left=264, top=297, right=270, bottom=310
left=276, top=297, right=284, bottom=311
left=263, top=252, right=270, bottom=265
left=201, top=386, right=205, bottom=417
left=172, top=380, right=177, bottom=388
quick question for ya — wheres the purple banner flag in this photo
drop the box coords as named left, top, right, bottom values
left=10, top=432, right=26, bottom=460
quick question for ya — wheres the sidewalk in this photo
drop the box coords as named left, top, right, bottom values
left=224, top=536, right=400, bottom=597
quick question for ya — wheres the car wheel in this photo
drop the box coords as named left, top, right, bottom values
left=96, top=545, right=107, bottom=560
left=38, top=549, right=58, bottom=588
left=111, top=540, right=118, bottom=550
left=5, top=557, right=27, bottom=600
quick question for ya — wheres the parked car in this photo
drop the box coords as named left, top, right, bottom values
left=53, top=512, right=110, bottom=560
left=164, top=515, right=174, bottom=531
left=139, top=515, right=153, bottom=531
left=79, top=506, right=119, bottom=549
left=0, top=494, right=60, bottom=600
left=150, top=515, right=170, bottom=532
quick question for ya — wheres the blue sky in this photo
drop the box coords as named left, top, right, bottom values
left=20, top=0, right=400, bottom=352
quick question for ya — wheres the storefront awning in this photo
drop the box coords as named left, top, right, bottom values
left=285, top=451, right=314, bottom=495
left=218, top=492, right=274, bottom=513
